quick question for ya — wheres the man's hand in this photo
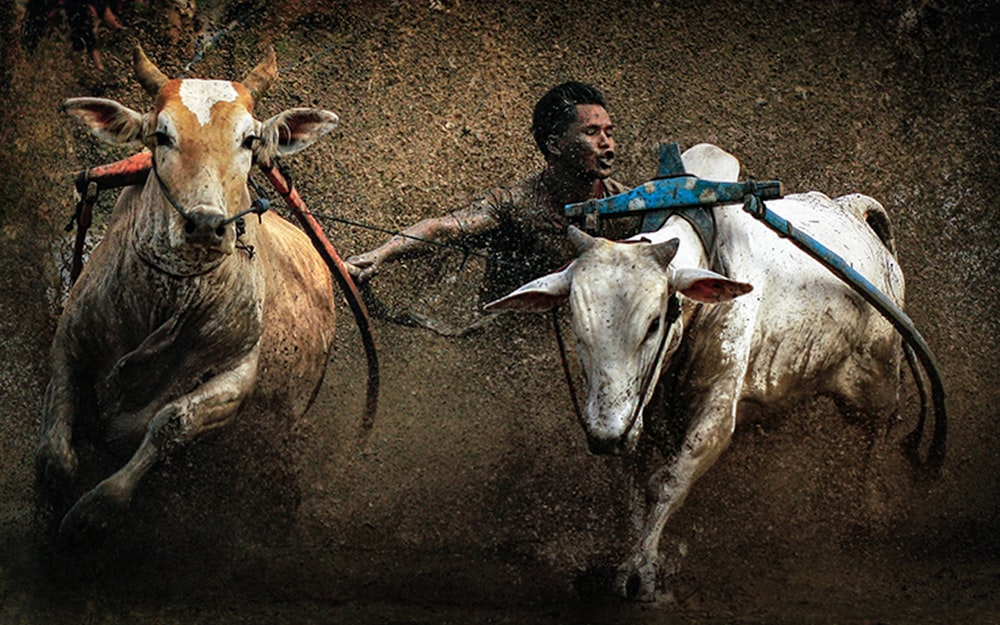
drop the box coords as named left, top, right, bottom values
left=345, top=250, right=382, bottom=283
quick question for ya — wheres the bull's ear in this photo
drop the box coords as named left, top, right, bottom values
left=673, top=267, right=752, bottom=303
left=484, top=268, right=572, bottom=313
left=61, top=97, right=144, bottom=145
left=261, top=108, right=339, bottom=156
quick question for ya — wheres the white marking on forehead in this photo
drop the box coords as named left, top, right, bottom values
left=178, top=80, right=239, bottom=126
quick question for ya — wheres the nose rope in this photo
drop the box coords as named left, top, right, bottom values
left=620, top=294, right=679, bottom=442
left=150, top=156, right=195, bottom=222
left=150, top=155, right=270, bottom=228
left=233, top=175, right=271, bottom=224
left=552, top=308, right=584, bottom=428
left=553, top=294, right=681, bottom=440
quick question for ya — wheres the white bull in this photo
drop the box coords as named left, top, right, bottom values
left=486, top=144, right=921, bottom=601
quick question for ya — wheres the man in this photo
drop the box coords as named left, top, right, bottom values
left=346, top=81, right=639, bottom=303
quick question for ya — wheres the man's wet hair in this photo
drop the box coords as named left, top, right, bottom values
left=531, top=81, right=608, bottom=158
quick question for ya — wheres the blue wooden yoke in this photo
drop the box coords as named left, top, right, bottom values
left=564, top=141, right=782, bottom=257
left=565, top=142, right=782, bottom=230
left=564, top=175, right=784, bottom=229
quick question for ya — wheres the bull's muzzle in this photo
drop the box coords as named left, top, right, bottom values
left=586, top=433, right=625, bottom=455
left=183, top=206, right=229, bottom=248
left=584, top=405, right=642, bottom=456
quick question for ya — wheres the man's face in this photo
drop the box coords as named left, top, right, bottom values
left=551, top=103, right=616, bottom=180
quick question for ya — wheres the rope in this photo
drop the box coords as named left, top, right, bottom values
left=180, top=19, right=240, bottom=77
left=310, top=212, right=487, bottom=262
left=552, top=308, right=583, bottom=427
left=178, top=0, right=270, bottom=77
left=151, top=155, right=269, bottom=227
left=272, top=195, right=558, bottom=274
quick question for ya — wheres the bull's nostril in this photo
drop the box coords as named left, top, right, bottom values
left=626, top=571, right=641, bottom=599
left=215, top=226, right=225, bottom=237
left=588, top=436, right=620, bottom=455
left=184, top=221, right=196, bottom=234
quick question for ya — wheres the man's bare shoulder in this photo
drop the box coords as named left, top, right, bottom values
left=448, top=172, right=543, bottom=231
left=488, top=172, right=544, bottom=202
left=472, top=172, right=545, bottom=215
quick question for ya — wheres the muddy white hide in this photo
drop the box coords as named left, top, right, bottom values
left=485, top=144, right=905, bottom=601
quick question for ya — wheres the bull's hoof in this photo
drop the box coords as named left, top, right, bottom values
left=36, top=435, right=78, bottom=502
left=56, top=479, right=130, bottom=548
left=613, top=557, right=660, bottom=602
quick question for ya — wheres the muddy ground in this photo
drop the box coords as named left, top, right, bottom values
left=1, top=0, right=999, bottom=623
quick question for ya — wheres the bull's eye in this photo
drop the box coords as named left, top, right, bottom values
left=646, top=316, right=661, bottom=340
left=242, top=135, right=262, bottom=150
left=153, top=131, right=173, bottom=147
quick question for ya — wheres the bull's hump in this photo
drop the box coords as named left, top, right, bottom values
left=177, top=80, right=241, bottom=126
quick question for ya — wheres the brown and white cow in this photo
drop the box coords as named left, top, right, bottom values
left=486, top=144, right=939, bottom=601
left=37, top=46, right=340, bottom=544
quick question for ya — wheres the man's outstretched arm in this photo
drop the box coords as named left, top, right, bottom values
left=346, top=208, right=497, bottom=282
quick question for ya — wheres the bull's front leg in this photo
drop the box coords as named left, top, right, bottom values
left=57, top=346, right=261, bottom=546
left=615, top=397, right=738, bottom=602
left=37, top=347, right=83, bottom=512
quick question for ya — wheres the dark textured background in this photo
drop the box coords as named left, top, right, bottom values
left=1, top=1, right=997, bottom=622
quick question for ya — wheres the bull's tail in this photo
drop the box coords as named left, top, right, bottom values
left=813, top=196, right=943, bottom=477
left=865, top=207, right=896, bottom=256
left=899, top=338, right=947, bottom=478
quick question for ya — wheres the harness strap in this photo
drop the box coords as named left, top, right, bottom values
left=641, top=206, right=719, bottom=269
left=152, top=155, right=269, bottom=227
left=552, top=293, right=682, bottom=432
left=552, top=308, right=584, bottom=428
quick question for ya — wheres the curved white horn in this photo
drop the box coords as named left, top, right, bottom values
left=649, top=238, right=680, bottom=269
left=568, top=225, right=597, bottom=254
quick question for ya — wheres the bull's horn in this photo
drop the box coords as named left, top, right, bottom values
left=650, top=237, right=680, bottom=269
left=242, top=47, right=278, bottom=102
left=568, top=225, right=597, bottom=254
left=134, top=45, right=169, bottom=98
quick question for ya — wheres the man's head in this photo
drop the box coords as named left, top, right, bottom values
left=532, top=81, right=615, bottom=180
